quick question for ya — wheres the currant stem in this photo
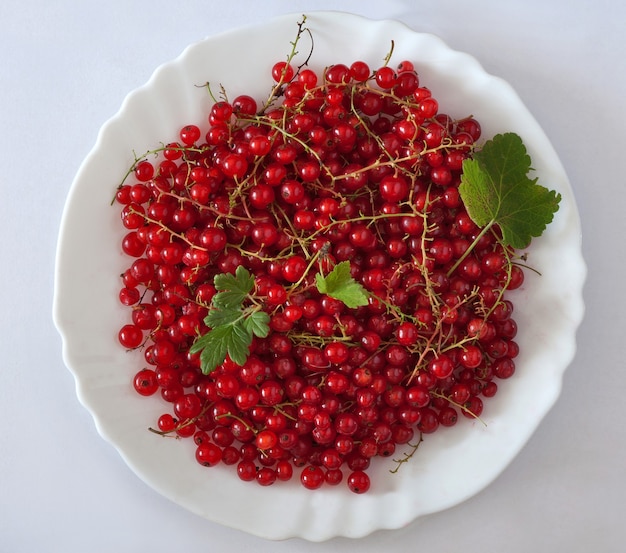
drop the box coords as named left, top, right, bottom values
left=383, top=40, right=395, bottom=67
left=430, top=391, right=487, bottom=426
left=390, top=434, right=423, bottom=474
left=260, top=15, right=312, bottom=113
left=446, top=220, right=495, bottom=278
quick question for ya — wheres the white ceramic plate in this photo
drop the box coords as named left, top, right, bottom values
left=53, top=11, right=585, bottom=541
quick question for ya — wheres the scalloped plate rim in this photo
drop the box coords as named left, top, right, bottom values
left=53, top=10, right=586, bottom=541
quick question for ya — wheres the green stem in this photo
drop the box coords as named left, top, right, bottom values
left=431, top=391, right=487, bottom=426
left=390, top=435, right=423, bottom=474
left=260, top=15, right=312, bottom=113
left=446, top=220, right=495, bottom=278
left=286, top=247, right=323, bottom=292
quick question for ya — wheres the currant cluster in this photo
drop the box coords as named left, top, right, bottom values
left=115, top=38, right=522, bottom=493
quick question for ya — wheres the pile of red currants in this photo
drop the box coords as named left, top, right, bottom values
left=115, top=47, right=522, bottom=493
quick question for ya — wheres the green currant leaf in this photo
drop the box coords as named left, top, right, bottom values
left=189, top=325, right=229, bottom=374
left=203, top=306, right=242, bottom=329
left=459, top=132, right=561, bottom=249
left=243, top=310, right=270, bottom=338
left=190, top=321, right=253, bottom=375
left=212, top=265, right=255, bottom=309
left=315, top=260, right=370, bottom=309
left=226, top=322, right=254, bottom=367
left=190, top=266, right=268, bottom=375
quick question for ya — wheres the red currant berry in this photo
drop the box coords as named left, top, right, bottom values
left=300, top=465, right=325, bottom=490
left=347, top=470, right=370, bottom=494
left=133, top=369, right=158, bottom=396
left=271, top=61, right=294, bottom=83
left=180, top=124, right=201, bottom=146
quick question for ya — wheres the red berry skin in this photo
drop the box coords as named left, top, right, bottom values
left=347, top=470, right=371, bottom=494
left=375, top=66, right=396, bottom=89
left=300, top=465, right=325, bottom=490
left=237, top=460, right=257, bottom=481
left=256, top=467, right=277, bottom=487
left=281, top=255, right=307, bottom=283
left=428, top=353, right=454, bottom=379
left=174, top=394, right=202, bottom=420
left=180, top=124, right=201, bottom=146
left=396, top=321, right=418, bottom=346
left=195, top=443, right=222, bottom=467
left=134, top=160, right=155, bottom=182
left=349, top=60, right=370, bottom=82
left=118, top=324, right=143, bottom=349
left=133, top=369, right=158, bottom=396
left=272, top=61, right=294, bottom=83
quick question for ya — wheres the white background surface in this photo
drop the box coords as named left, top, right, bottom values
left=1, top=0, right=623, bottom=551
